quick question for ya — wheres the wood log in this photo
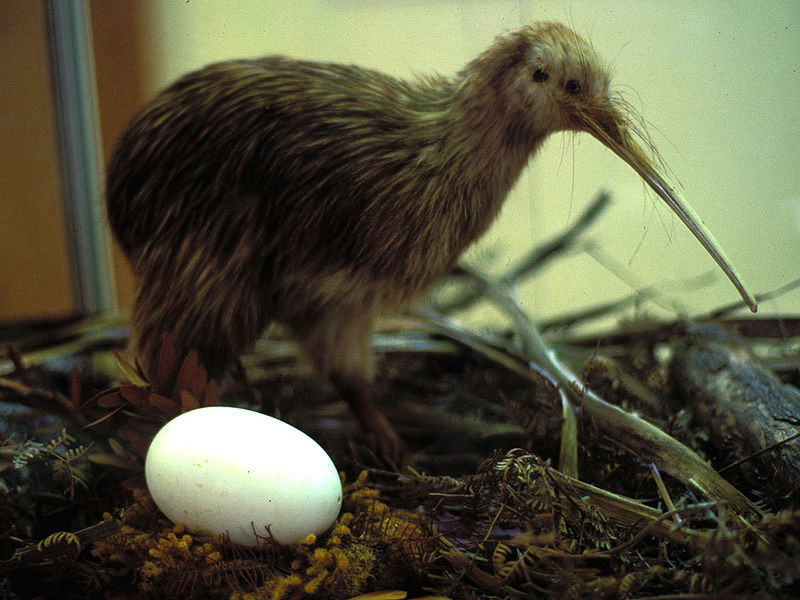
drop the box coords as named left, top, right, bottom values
left=669, top=325, right=800, bottom=500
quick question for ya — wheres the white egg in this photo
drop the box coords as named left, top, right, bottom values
left=145, top=406, right=342, bottom=546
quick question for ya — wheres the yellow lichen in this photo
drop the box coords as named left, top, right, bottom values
left=141, top=560, right=163, bottom=578
left=303, top=569, right=329, bottom=595
left=298, top=532, right=317, bottom=545
left=91, top=471, right=436, bottom=599
left=268, top=573, right=303, bottom=600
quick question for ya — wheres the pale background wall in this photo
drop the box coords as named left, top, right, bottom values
left=135, top=0, right=799, bottom=329
left=0, top=1, right=74, bottom=320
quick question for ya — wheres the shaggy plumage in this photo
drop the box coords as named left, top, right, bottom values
left=107, top=22, right=752, bottom=456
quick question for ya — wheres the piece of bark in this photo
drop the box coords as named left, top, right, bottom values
left=669, top=325, right=800, bottom=500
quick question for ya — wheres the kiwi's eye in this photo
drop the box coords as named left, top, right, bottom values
left=565, top=79, right=581, bottom=94
left=532, top=69, right=549, bottom=83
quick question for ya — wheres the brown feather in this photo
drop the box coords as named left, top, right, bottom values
left=106, top=23, right=620, bottom=454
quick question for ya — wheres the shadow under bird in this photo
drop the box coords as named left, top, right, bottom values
left=107, top=22, right=757, bottom=457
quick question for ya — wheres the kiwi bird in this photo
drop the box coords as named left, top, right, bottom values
left=107, top=22, right=756, bottom=456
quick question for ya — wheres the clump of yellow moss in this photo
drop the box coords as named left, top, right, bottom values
left=345, top=484, right=434, bottom=581
left=140, top=526, right=224, bottom=588
left=92, top=490, right=243, bottom=596
left=233, top=515, right=376, bottom=600
left=91, top=472, right=438, bottom=599
left=233, top=471, right=436, bottom=599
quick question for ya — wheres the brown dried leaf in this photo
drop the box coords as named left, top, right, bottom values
left=118, top=423, right=160, bottom=459
left=188, top=364, right=208, bottom=400
left=155, top=332, right=176, bottom=393
left=345, top=592, right=408, bottom=600
left=96, top=391, right=125, bottom=408
left=204, top=378, right=219, bottom=407
left=6, top=345, right=31, bottom=386
left=172, top=350, right=205, bottom=399
left=179, top=389, right=200, bottom=412
left=87, top=452, right=142, bottom=472
left=148, top=393, right=180, bottom=416
left=69, top=367, right=81, bottom=411
left=32, top=364, right=54, bottom=394
left=121, top=473, right=147, bottom=490
left=83, top=403, right=125, bottom=429
left=119, top=384, right=152, bottom=411
left=114, top=351, right=149, bottom=387
left=107, top=437, right=127, bottom=456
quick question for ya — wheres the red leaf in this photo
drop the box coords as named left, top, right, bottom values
left=119, top=384, right=152, bottom=411
left=96, top=390, right=125, bottom=408
left=148, top=393, right=180, bottom=416
left=172, top=350, right=199, bottom=398
left=83, top=403, right=125, bottom=429
left=188, top=364, right=208, bottom=400
left=118, top=423, right=160, bottom=459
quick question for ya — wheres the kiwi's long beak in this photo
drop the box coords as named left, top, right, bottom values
left=577, top=104, right=757, bottom=313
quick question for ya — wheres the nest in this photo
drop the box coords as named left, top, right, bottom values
left=0, top=193, right=798, bottom=599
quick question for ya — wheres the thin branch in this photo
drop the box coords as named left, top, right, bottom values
left=421, top=269, right=760, bottom=516
left=437, top=191, right=611, bottom=314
